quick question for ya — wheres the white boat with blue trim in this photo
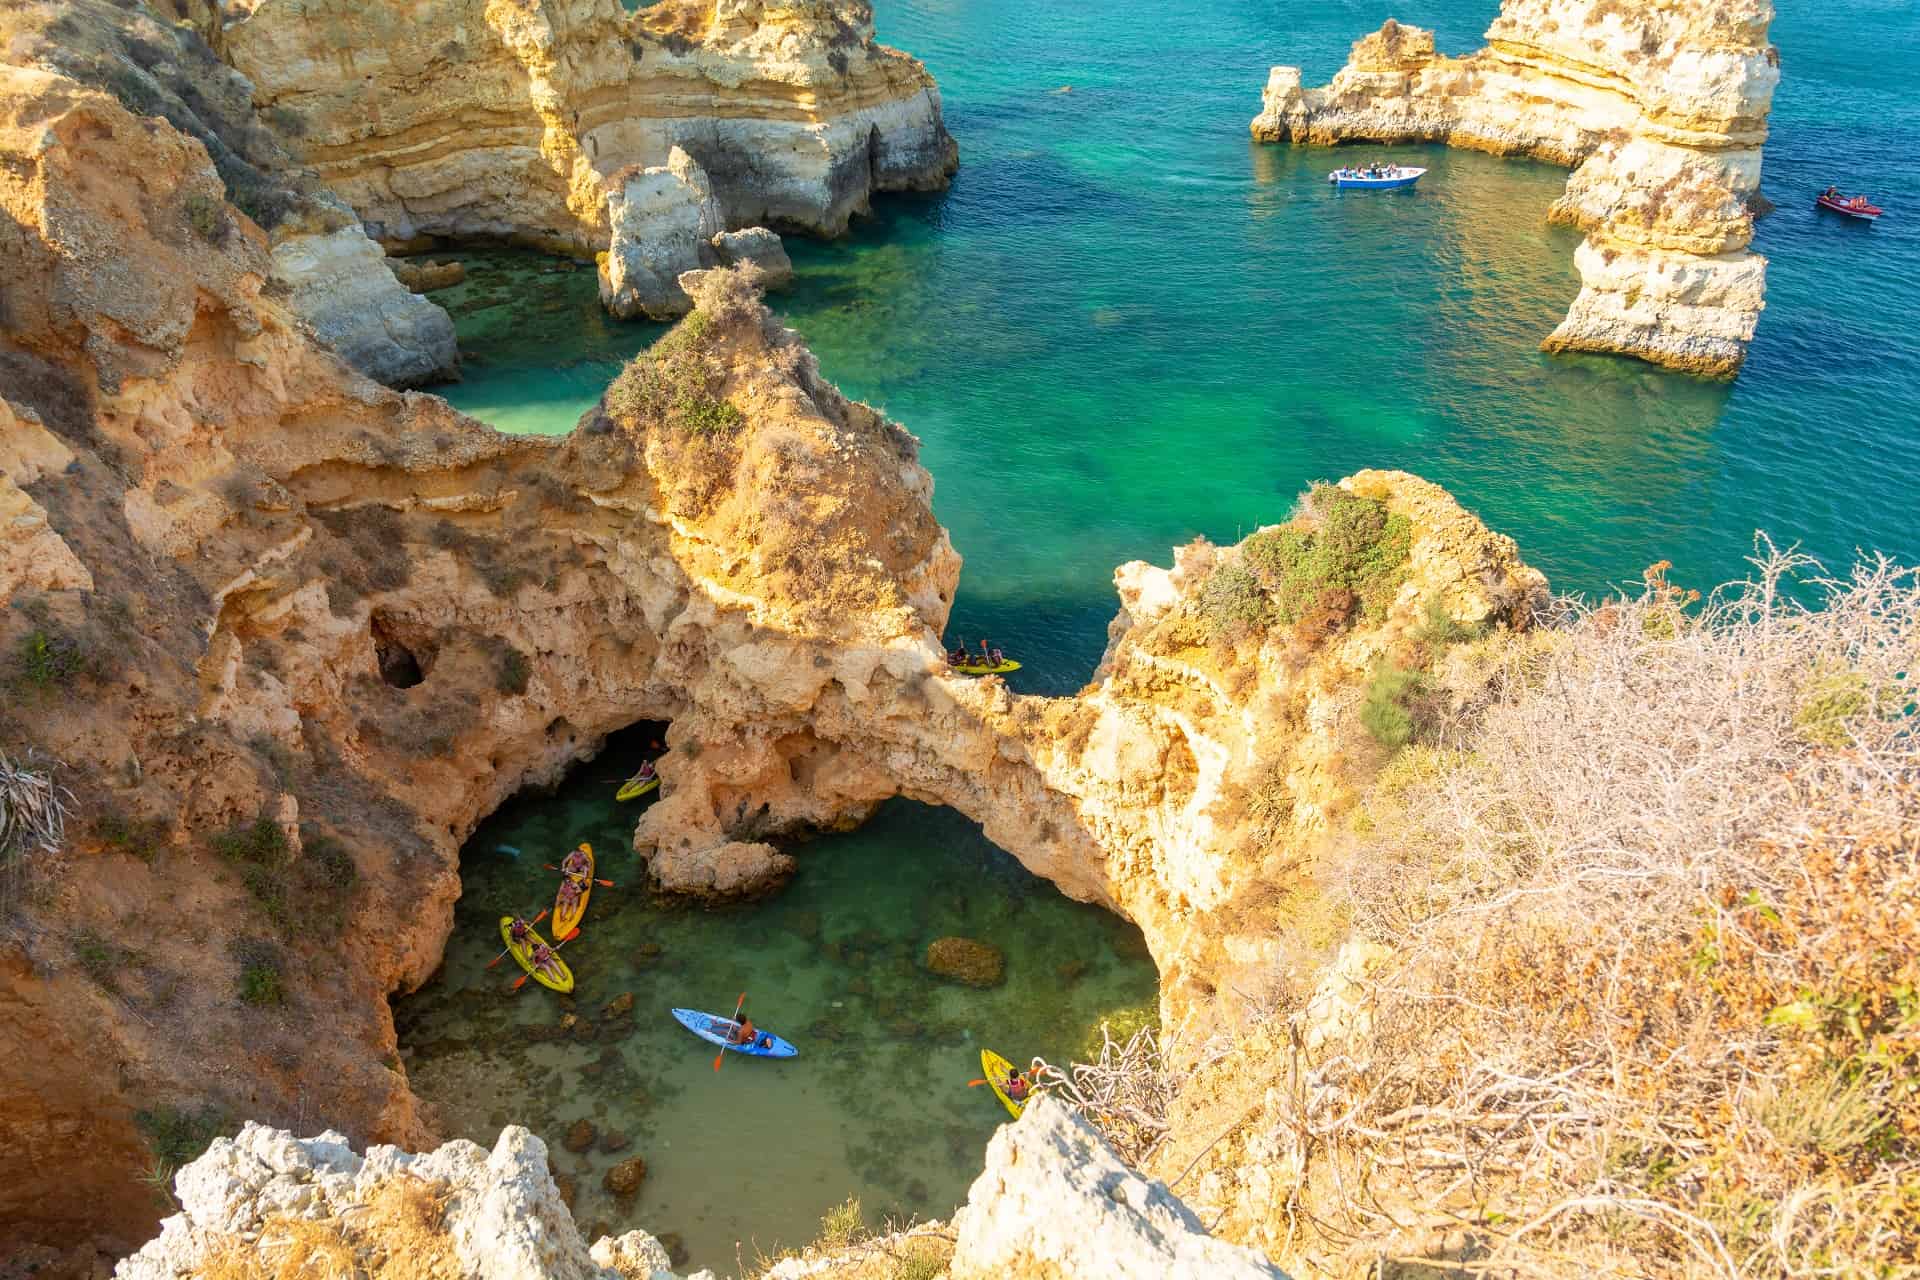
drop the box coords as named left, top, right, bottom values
left=1329, top=164, right=1426, bottom=190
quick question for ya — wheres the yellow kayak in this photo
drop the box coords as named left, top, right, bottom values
left=954, top=659, right=1021, bottom=676
left=553, top=844, right=592, bottom=938
left=616, top=770, right=660, bottom=802
left=980, top=1048, right=1026, bottom=1119
left=498, top=916, right=573, bottom=993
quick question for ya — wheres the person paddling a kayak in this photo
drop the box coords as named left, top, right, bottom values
left=1004, top=1062, right=1042, bottom=1102
left=561, top=844, right=592, bottom=878
left=529, top=940, right=563, bottom=979
left=557, top=877, right=585, bottom=912
left=508, top=917, right=533, bottom=945
left=730, top=1016, right=757, bottom=1046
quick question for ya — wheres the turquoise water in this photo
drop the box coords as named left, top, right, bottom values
left=394, top=730, right=1156, bottom=1269
left=410, top=0, right=1920, bottom=1262
left=441, top=0, right=1920, bottom=695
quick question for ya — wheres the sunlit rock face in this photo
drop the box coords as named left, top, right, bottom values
left=210, top=0, right=958, bottom=252
left=0, top=0, right=460, bottom=387
left=1252, top=0, right=1778, bottom=376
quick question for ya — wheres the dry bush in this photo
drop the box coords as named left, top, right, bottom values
left=1037, top=1023, right=1181, bottom=1166
left=189, top=1178, right=454, bottom=1280
left=1259, top=543, right=1919, bottom=1277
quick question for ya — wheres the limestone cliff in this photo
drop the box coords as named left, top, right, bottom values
left=7, top=34, right=1546, bottom=1273
left=1251, top=1, right=1779, bottom=376
left=207, top=0, right=958, bottom=251
left=0, top=0, right=459, bottom=388
left=115, top=1123, right=712, bottom=1280
left=119, top=1105, right=1280, bottom=1280
left=0, top=63, right=951, bottom=1260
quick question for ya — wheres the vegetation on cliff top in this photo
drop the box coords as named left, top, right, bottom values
left=1197, top=482, right=1413, bottom=646
left=1162, top=545, right=1919, bottom=1279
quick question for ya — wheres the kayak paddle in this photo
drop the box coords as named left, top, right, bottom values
left=510, top=927, right=580, bottom=992
left=714, top=991, right=746, bottom=1072
left=486, top=908, right=549, bottom=968
left=545, top=864, right=615, bottom=887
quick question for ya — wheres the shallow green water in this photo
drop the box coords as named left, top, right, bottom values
left=393, top=730, right=1156, bottom=1269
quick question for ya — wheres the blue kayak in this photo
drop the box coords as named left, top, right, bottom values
left=670, top=1007, right=798, bottom=1058
left=1329, top=166, right=1426, bottom=189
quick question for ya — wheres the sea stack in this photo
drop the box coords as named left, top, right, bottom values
left=1252, top=0, right=1780, bottom=376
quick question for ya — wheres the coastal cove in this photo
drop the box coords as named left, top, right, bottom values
left=393, top=731, right=1157, bottom=1268
left=442, top=0, right=1920, bottom=696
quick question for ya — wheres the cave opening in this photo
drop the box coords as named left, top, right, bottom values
left=370, top=612, right=426, bottom=688
left=391, top=746, right=1157, bottom=1269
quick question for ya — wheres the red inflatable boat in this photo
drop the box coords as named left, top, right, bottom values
left=1816, top=191, right=1883, bottom=221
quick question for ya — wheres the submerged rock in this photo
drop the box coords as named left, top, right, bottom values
left=604, top=992, right=635, bottom=1019
left=925, top=937, right=1006, bottom=988
left=598, top=1130, right=630, bottom=1154
left=563, top=1119, right=597, bottom=1153
left=389, top=257, right=467, bottom=293
left=602, top=1155, right=648, bottom=1198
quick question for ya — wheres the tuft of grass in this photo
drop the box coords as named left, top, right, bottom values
left=605, top=308, right=746, bottom=437
left=212, top=818, right=357, bottom=935
left=1793, top=666, right=1869, bottom=748
left=183, top=192, right=226, bottom=243
left=135, top=1105, right=226, bottom=1187
left=72, top=929, right=131, bottom=991
left=11, top=627, right=97, bottom=692
left=496, top=646, right=531, bottom=696
left=815, top=1197, right=866, bottom=1251
left=1359, top=662, right=1430, bottom=751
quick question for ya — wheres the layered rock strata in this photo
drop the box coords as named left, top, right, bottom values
left=3, top=48, right=1546, bottom=1265
left=0, top=63, right=951, bottom=1255
left=0, top=0, right=458, bottom=387
left=209, top=0, right=958, bottom=251
left=1251, top=1, right=1779, bottom=375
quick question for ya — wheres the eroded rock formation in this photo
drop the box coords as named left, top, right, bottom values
left=3, top=38, right=1545, bottom=1268
left=1251, top=1, right=1779, bottom=375
left=0, top=0, right=460, bottom=387
left=121, top=1106, right=1276, bottom=1280
left=207, top=0, right=959, bottom=251
left=115, top=1123, right=715, bottom=1280
left=0, top=61, right=950, bottom=1256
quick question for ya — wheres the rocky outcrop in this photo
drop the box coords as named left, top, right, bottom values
left=711, top=227, right=795, bottom=289
left=115, top=1123, right=711, bottom=1280
left=270, top=210, right=462, bottom=386
left=599, top=147, right=728, bottom=319
left=0, top=58, right=957, bottom=1255
left=1251, top=2, right=1779, bottom=375
left=0, top=0, right=459, bottom=387
left=210, top=0, right=958, bottom=251
left=1, top=41, right=1541, bottom=1265
left=118, top=1107, right=1274, bottom=1280
left=949, top=1095, right=1289, bottom=1279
